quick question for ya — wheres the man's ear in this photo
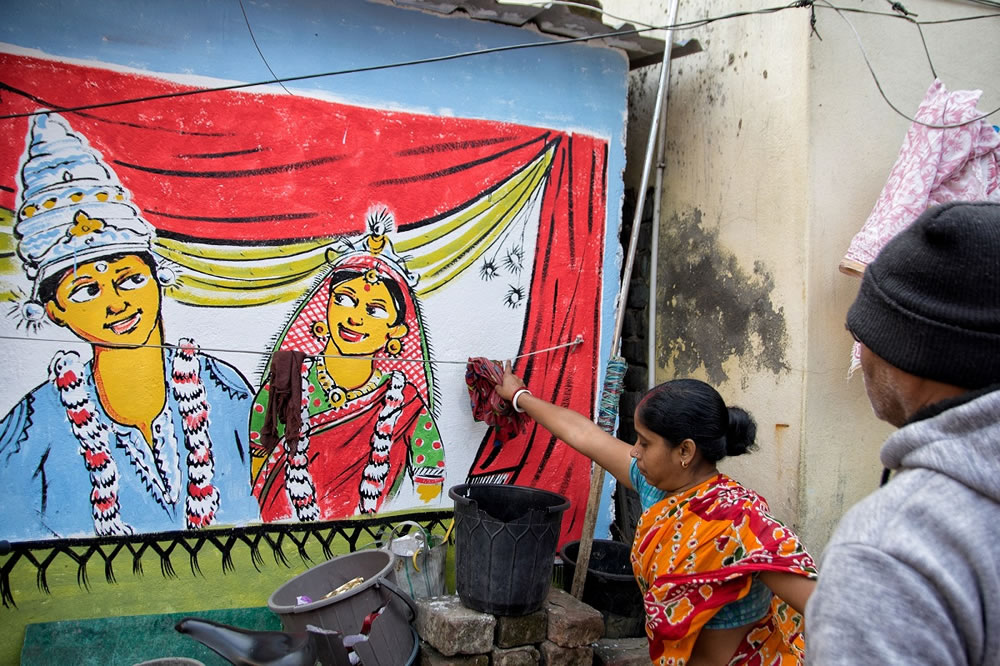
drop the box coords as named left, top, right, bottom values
left=45, top=300, right=67, bottom=327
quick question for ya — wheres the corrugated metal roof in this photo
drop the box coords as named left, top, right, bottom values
left=370, top=0, right=702, bottom=68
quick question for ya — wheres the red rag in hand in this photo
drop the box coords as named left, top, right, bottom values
left=465, top=357, right=529, bottom=447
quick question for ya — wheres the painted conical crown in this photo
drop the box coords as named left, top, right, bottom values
left=15, top=112, right=154, bottom=286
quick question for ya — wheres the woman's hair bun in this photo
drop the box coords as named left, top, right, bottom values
left=725, top=406, right=758, bottom=457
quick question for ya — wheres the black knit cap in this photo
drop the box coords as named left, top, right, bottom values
left=846, top=201, right=1000, bottom=389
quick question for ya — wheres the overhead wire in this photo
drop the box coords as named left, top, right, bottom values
left=0, top=0, right=1000, bottom=123
left=917, top=11, right=1000, bottom=22
left=874, top=0, right=940, bottom=80
left=914, top=20, right=938, bottom=80
left=0, top=21, right=663, bottom=121
left=0, top=4, right=995, bottom=127
left=815, top=0, right=1000, bottom=128
left=819, top=5, right=1000, bottom=20
left=238, top=0, right=293, bottom=96
left=956, top=0, right=1000, bottom=9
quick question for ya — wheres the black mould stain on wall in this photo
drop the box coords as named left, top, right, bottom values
left=658, top=208, right=788, bottom=385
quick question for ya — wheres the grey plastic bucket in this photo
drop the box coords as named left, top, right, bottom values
left=268, top=549, right=417, bottom=665
left=449, top=483, right=570, bottom=616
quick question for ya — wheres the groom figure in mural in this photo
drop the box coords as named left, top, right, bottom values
left=0, top=112, right=259, bottom=541
left=250, top=209, right=446, bottom=521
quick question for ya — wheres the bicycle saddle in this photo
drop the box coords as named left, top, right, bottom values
left=175, top=616, right=350, bottom=666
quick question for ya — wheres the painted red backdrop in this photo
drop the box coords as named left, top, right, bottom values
left=0, top=52, right=609, bottom=544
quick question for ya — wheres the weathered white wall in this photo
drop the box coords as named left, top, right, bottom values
left=803, top=1, right=999, bottom=551
left=609, top=0, right=999, bottom=553
left=614, top=0, right=813, bottom=533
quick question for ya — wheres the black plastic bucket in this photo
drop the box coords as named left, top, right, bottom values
left=268, top=550, right=417, bottom=665
left=449, top=483, right=570, bottom=616
left=560, top=539, right=645, bottom=637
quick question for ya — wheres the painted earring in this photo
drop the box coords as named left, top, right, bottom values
left=311, top=321, right=330, bottom=341
left=384, top=338, right=402, bottom=356
left=156, top=266, right=176, bottom=286
left=21, top=300, right=45, bottom=322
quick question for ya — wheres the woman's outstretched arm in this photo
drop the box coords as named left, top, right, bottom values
left=496, top=361, right=635, bottom=490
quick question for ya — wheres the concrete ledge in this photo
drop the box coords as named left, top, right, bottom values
left=593, top=637, right=649, bottom=665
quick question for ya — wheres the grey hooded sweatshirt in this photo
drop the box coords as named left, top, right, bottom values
left=807, top=388, right=1000, bottom=665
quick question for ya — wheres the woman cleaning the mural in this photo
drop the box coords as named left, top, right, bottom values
left=494, top=363, right=817, bottom=664
left=0, top=112, right=259, bottom=540
left=250, top=210, right=446, bottom=521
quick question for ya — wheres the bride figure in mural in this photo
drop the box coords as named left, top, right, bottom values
left=251, top=210, right=445, bottom=521
left=0, top=112, right=258, bottom=540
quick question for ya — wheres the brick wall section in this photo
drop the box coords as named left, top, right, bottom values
left=493, top=644, right=542, bottom=665
left=539, top=641, right=594, bottom=665
left=416, top=588, right=605, bottom=664
left=612, top=187, right=654, bottom=545
left=420, top=644, right=490, bottom=665
left=416, top=595, right=496, bottom=656
left=544, top=589, right=604, bottom=648
left=496, top=610, right=548, bottom=648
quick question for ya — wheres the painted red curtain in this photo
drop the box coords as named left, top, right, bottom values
left=467, top=134, right=606, bottom=544
left=0, top=53, right=607, bottom=543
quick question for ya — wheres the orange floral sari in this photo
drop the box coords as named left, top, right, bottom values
left=631, top=474, right=817, bottom=665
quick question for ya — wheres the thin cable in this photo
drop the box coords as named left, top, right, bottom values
left=883, top=0, right=917, bottom=17
left=817, top=0, right=1000, bottom=128
left=0, top=332, right=584, bottom=365
left=0, top=4, right=995, bottom=124
left=0, top=3, right=815, bottom=121
left=913, top=11, right=1000, bottom=24
left=822, top=5, right=1000, bottom=22
left=914, top=20, right=938, bottom=79
left=0, top=24, right=661, bottom=121
left=881, top=0, right=938, bottom=78
left=959, top=0, right=1000, bottom=9
left=238, top=0, right=293, bottom=96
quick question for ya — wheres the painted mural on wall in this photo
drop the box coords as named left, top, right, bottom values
left=0, top=52, right=608, bottom=544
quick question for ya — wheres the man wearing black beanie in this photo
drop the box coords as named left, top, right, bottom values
left=806, top=201, right=1000, bottom=665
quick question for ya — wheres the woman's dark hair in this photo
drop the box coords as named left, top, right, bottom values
left=636, top=378, right=758, bottom=464
left=328, top=268, right=407, bottom=327
left=37, top=251, right=160, bottom=305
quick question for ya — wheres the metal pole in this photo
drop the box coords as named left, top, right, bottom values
left=571, top=0, right=681, bottom=600
left=648, top=50, right=672, bottom=391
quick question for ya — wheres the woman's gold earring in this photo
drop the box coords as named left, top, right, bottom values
left=311, top=321, right=329, bottom=341
left=384, top=338, right=402, bottom=356
left=681, top=460, right=689, bottom=469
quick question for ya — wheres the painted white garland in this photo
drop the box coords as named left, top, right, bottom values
left=52, top=339, right=219, bottom=535
left=358, top=370, right=406, bottom=514
left=280, top=367, right=407, bottom=518
left=51, top=351, right=134, bottom=537
left=172, top=340, right=220, bottom=528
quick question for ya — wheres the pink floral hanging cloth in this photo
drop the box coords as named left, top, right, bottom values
left=842, top=79, right=1000, bottom=374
